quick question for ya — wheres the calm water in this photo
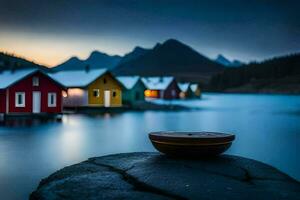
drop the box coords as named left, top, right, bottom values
left=0, top=93, right=300, bottom=200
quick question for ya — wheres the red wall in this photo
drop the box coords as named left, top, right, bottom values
left=0, top=90, right=6, bottom=113
left=163, top=80, right=181, bottom=99
left=7, top=71, right=63, bottom=113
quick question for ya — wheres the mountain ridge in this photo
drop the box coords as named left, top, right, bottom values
left=0, top=52, right=50, bottom=72
left=112, top=39, right=225, bottom=81
left=215, top=54, right=244, bottom=67
left=52, top=50, right=122, bottom=71
left=118, top=46, right=150, bottom=65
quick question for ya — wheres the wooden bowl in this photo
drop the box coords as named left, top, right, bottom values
left=149, top=131, right=235, bottom=157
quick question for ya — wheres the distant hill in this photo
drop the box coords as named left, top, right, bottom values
left=53, top=51, right=122, bottom=71
left=51, top=39, right=225, bottom=82
left=87, top=51, right=122, bottom=69
left=118, top=46, right=150, bottom=65
left=54, top=56, right=85, bottom=71
left=215, top=54, right=244, bottom=67
left=113, top=39, right=224, bottom=82
left=209, top=53, right=300, bottom=94
left=0, top=52, right=49, bottom=72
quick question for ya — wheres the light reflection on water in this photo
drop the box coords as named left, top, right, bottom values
left=0, top=93, right=300, bottom=200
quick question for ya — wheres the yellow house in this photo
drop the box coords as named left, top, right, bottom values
left=49, top=69, right=122, bottom=107
left=88, top=72, right=122, bottom=107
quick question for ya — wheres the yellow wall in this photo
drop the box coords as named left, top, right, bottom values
left=195, top=87, right=201, bottom=97
left=88, top=73, right=122, bottom=107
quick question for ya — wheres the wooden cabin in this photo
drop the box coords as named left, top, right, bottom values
left=178, top=83, right=195, bottom=99
left=49, top=69, right=123, bottom=107
left=116, top=76, right=146, bottom=105
left=0, top=69, right=65, bottom=115
left=141, top=77, right=181, bottom=99
left=190, top=84, right=201, bottom=98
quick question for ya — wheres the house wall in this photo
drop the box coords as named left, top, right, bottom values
left=64, top=88, right=88, bottom=107
left=194, top=86, right=201, bottom=97
left=163, top=80, right=181, bottom=99
left=190, top=84, right=201, bottom=97
left=184, top=87, right=197, bottom=99
left=88, top=72, right=122, bottom=107
left=122, top=89, right=131, bottom=104
left=0, top=89, right=6, bottom=113
left=7, top=71, right=63, bottom=113
left=122, top=80, right=146, bottom=105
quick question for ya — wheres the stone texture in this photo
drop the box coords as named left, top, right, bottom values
left=30, top=152, right=300, bottom=200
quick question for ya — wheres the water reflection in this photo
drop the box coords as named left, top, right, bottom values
left=0, top=118, right=60, bottom=127
left=0, top=94, right=300, bottom=200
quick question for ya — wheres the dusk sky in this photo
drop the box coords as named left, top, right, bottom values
left=0, top=0, right=299, bottom=67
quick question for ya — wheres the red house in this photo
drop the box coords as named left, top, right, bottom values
left=0, top=69, right=65, bottom=115
left=141, top=77, right=181, bottom=99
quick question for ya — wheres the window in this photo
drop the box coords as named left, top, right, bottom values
left=171, top=89, right=176, bottom=97
left=135, top=92, right=140, bottom=100
left=93, top=89, right=100, bottom=97
left=32, top=77, right=39, bottom=86
left=112, top=91, right=117, bottom=98
left=103, top=78, right=107, bottom=84
left=15, top=92, right=25, bottom=107
left=48, top=93, right=57, bottom=107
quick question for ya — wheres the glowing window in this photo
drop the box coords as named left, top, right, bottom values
left=144, top=90, right=158, bottom=98
left=62, top=90, right=68, bottom=98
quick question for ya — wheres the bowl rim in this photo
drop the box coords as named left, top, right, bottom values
left=149, top=131, right=235, bottom=144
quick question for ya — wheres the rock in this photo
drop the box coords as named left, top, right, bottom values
left=30, top=152, right=300, bottom=200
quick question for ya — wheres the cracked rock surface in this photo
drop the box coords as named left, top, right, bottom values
left=30, top=152, right=300, bottom=200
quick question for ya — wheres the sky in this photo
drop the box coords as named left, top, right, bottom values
left=0, top=0, right=299, bottom=67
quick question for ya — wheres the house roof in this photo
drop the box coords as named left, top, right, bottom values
left=141, top=77, right=174, bottom=90
left=190, top=84, right=199, bottom=92
left=0, top=69, right=38, bottom=89
left=48, top=69, right=107, bottom=88
left=178, top=83, right=190, bottom=92
left=116, top=76, right=140, bottom=90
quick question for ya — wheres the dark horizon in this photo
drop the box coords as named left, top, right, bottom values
left=0, top=0, right=299, bottom=66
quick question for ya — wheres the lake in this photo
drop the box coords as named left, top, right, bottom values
left=0, top=93, right=300, bottom=200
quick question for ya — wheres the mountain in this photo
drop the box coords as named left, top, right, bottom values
left=53, top=56, right=86, bottom=71
left=87, top=51, right=122, bottom=68
left=53, top=51, right=122, bottom=71
left=0, top=52, right=49, bottom=72
left=231, top=60, right=244, bottom=67
left=118, top=46, right=150, bottom=64
left=215, top=54, right=243, bottom=67
left=209, top=53, right=300, bottom=93
left=113, top=39, right=224, bottom=81
left=215, top=55, right=231, bottom=66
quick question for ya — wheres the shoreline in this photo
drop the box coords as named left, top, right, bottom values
left=203, top=91, right=300, bottom=96
left=63, top=101, right=191, bottom=114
